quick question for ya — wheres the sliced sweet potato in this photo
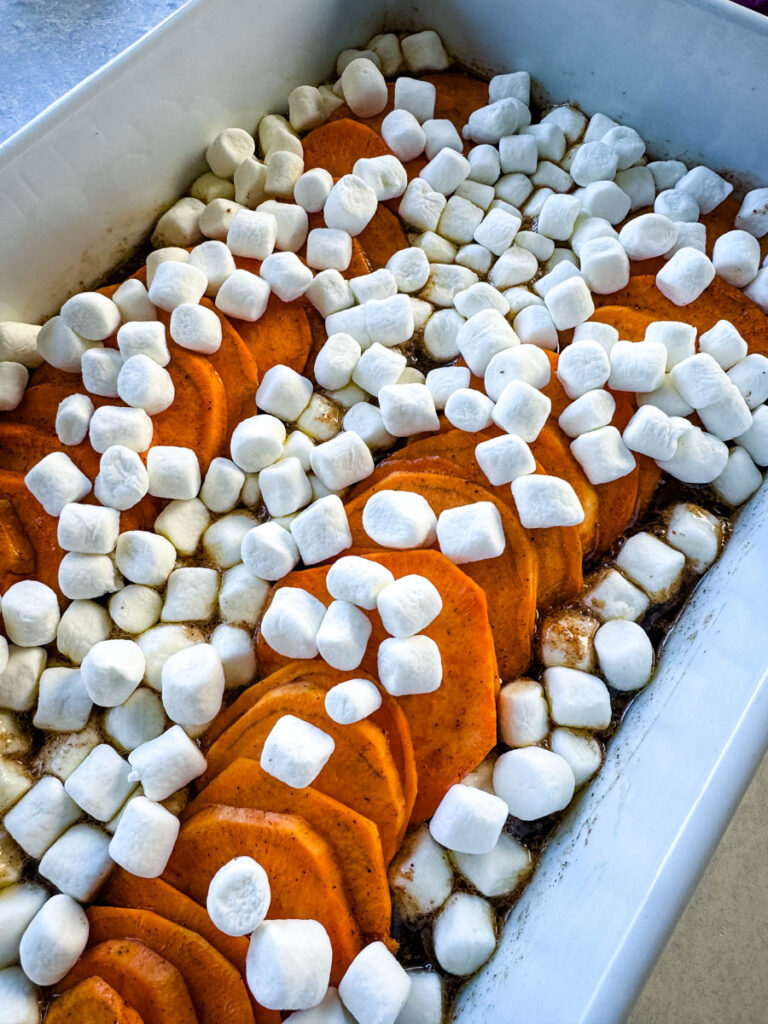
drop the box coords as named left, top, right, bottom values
left=151, top=347, right=227, bottom=471
left=201, top=681, right=407, bottom=861
left=203, top=303, right=260, bottom=439
left=422, top=72, right=490, bottom=136
left=255, top=550, right=498, bottom=822
left=0, top=497, right=34, bottom=579
left=357, top=204, right=409, bottom=269
left=302, top=118, right=392, bottom=178
left=0, top=422, right=100, bottom=479
left=2, top=383, right=105, bottom=434
left=53, top=938, right=198, bottom=1024
left=185, top=758, right=391, bottom=944
left=163, top=804, right=362, bottom=983
left=341, top=471, right=537, bottom=679
left=328, top=83, right=396, bottom=135
left=202, top=661, right=418, bottom=824
left=0, top=470, right=65, bottom=597
left=587, top=305, right=654, bottom=342
left=86, top=907, right=254, bottom=1024
left=100, top=872, right=249, bottom=976
left=45, top=976, right=144, bottom=1024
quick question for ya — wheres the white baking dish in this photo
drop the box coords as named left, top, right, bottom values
left=1, top=1, right=767, bottom=1020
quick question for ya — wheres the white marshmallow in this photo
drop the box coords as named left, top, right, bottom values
left=187, top=240, right=236, bottom=298
left=579, top=236, right=630, bottom=294
left=219, top=563, right=270, bottom=626
left=260, top=587, right=326, bottom=658
left=636, top=375, right=693, bottom=416
left=89, top=405, right=153, bottom=453
left=543, top=665, right=611, bottom=728
left=540, top=611, right=597, bottom=673
left=581, top=180, right=631, bottom=224
left=305, top=228, right=352, bottom=272
left=56, top=599, right=111, bottom=664
left=161, top=643, right=224, bottom=726
left=614, top=165, right=655, bottom=209
left=0, top=884, right=48, bottom=971
left=256, top=365, right=313, bottom=424
left=665, top=502, right=723, bottom=572
left=583, top=567, right=650, bottom=622
left=315, top=600, right=372, bottom=671
left=258, top=459, right=311, bottom=517
left=493, top=746, right=575, bottom=820
left=423, top=118, right=463, bottom=160
left=115, top=529, right=176, bottom=585
left=616, top=531, right=686, bottom=602
left=558, top=388, right=615, bottom=437
left=314, top=334, right=361, bottom=392
left=573, top=320, right=619, bottom=354
left=512, top=304, right=558, bottom=350
left=475, top=434, right=536, bottom=486
left=1, top=582, right=59, bottom=648
left=421, top=264, right=479, bottom=308
left=734, top=187, right=768, bottom=238
left=257, top=201, right=309, bottom=253
left=389, top=824, right=453, bottom=923
left=207, top=623, right=253, bottom=689
left=265, top=150, right=304, bottom=200
left=259, top=252, right=313, bottom=303
left=38, top=822, right=112, bottom=901
left=64, top=743, right=134, bottom=821
left=59, top=292, right=119, bottom=343
left=351, top=156, right=407, bottom=205
left=429, top=783, right=508, bottom=856
left=260, top=714, right=335, bottom=789
left=570, top=425, right=636, bottom=484
left=323, top=175, right=378, bottom=236
left=58, top=552, right=122, bottom=601
left=498, top=677, right=549, bottom=747
left=205, top=857, right=271, bottom=940
left=154, top=497, right=211, bottom=556
left=422, top=308, right=463, bottom=361
left=454, top=282, right=509, bottom=320
left=325, top=557, right=394, bottom=613
left=674, top=165, right=732, bottom=214
left=425, top=366, right=471, bottom=411
left=398, top=178, right=447, bottom=233
left=436, top=195, right=484, bottom=244
left=241, top=522, right=300, bottom=581
left=55, top=392, right=94, bottom=446
left=380, top=109, right=426, bottom=163
left=116, top=321, right=169, bottom=366
left=492, top=379, right=551, bottom=441
left=420, top=148, right=471, bottom=197
left=0, top=322, right=42, bottom=367
left=4, top=777, right=80, bottom=859
left=215, top=269, right=271, bottom=321
left=206, top=127, right=255, bottom=177
left=290, top=495, right=352, bottom=564
left=663, top=220, right=707, bottom=258
left=365, top=294, right=414, bottom=348
left=557, top=340, right=610, bottom=400
left=669, top=352, right=730, bottom=408
left=81, top=639, right=144, bottom=707
left=452, top=831, right=531, bottom=901
left=248, top=919, right=332, bottom=1012
left=712, top=446, right=762, bottom=506
left=569, top=140, right=618, bottom=186
left=19, top=894, right=89, bottom=985
left=350, top=270, right=395, bottom=304
left=128, top=724, right=206, bottom=800
left=338, top=942, right=410, bottom=1024
left=378, top=383, right=439, bottom=437
left=324, top=678, right=382, bottom=727
left=145, top=247, right=190, bottom=286
left=340, top=57, right=388, bottom=118
left=698, top=384, right=753, bottom=441
left=199, top=457, right=244, bottom=514
left=609, top=340, right=667, bottom=393
left=376, top=574, right=442, bottom=639
left=104, top=687, right=166, bottom=750
left=109, top=585, right=163, bottom=636
left=698, top=320, right=748, bottom=370
left=432, top=893, right=496, bottom=977
left=646, top=159, right=687, bottom=190
left=533, top=261, right=581, bottom=300
left=622, top=405, right=680, bottom=459
left=80, top=348, right=122, bottom=399
left=308, top=431, right=373, bottom=493
left=619, top=213, right=677, bottom=260
left=296, top=394, right=343, bottom=443
left=293, top=169, right=334, bottom=215
left=456, top=308, right=518, bottom=377
left=393, top=76, right=436, bottom=123
left=162, top=566, right=219, bottom=622
left=24, top=452, right=91, bottom=517
left=550, top=728, right=603, bottom=786
left=108, top=795, right=179, bottom=878
left=367, top=31, right=402, bottom=75
left=654, top=188, right=699, bottom=223
left=360, top=490, right=436, bottom=550
left=33, top=667, right=91, bottom=732
left=544, top=275, right=595, bottom=331
left=116, top=354, right=175, bottom=414
left=594, top=619, right=654, bottom=691
left=377, top=635, right=442, bottom=696
left=444, top=388, right=494, bottom=432
left=0, top=361, right=27, bottom=411
left=148, top=260, right=207, bottom=313
left=510, top=474, right=585, bottom=528
left=495, top=173, right=533, bottom=209
left=168, top=302, right=223, bottom=354
left=728, top=353, right=768, bottom=409
left=37, top=316, right=101, bottom=373
left=656, top=247, right=716, bottom=305
left=231, top=415, right=286, bottom=472
left=436, top=501, right=506, bottom=564
left=487, top=245, right=538, bottom=290
left=643, top=320, right=696, bottom=370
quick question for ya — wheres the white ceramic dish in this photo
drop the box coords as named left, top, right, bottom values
left=1, top=1, right=767, bottom=1020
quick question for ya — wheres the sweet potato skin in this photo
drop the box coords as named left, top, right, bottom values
left=44, top=976, right=145, bottom=1024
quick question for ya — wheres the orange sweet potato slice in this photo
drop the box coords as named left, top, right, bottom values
left=86, top=907, right=255, bottom=1024
left=422, top=72, right=490, bottom=136
left=255, top=549, right=499, bottom=822
left=0, top=470, right=65, bottom=597
left=201, top=681, right=407, bottom=862
left=203, top=304, right=260, bottom=439
left=0, top=422, right=100, bottom=479
left=328, top=83, right=395, bottom=135
left=185, top=757, right=392, bottom=944
left=340, top=471, right=537, bottom=679
left=151, top=347, right=227, bottom=471
left=587, top=305, right=654, bottom=341
left=163, top=804, right=363, bottom=983
left=45, top=976, right=145, bottom=1024
left=202, top=662, right=418, bottom=825
left=302, top=118, right=392, bottom=178
left=3, top=383, right=106, bottom=434
left=0, top=497, right=34, bottom=580
left=357, top=204, right=409, bottom=269
left=53, top=938, right=198, bottom=1024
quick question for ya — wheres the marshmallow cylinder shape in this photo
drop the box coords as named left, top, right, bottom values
left=338, top=941, right=411, bottom=1024
left=432, top=893, right=497, bottom=977
left=493, top=747, right=576, bottom=820
left=207, top=856, right=271, bottom=937
left=161, top=643, right=225, bottom=727
left=246, top=919, right=333, bottom=1012
left=80, top=639, right=145, bottom=707
left=429, top=784, right=509, bottom=854
left=19, top=894, right=89, bottom=985
left=108, top=795, right=180, bottom=877
left=1, top=582, right=60, bottom=647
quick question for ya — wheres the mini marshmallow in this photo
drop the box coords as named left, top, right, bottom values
left=609, top=340, right=667, bottom=393
left=557, top=340, right=611, bottom=400
left=313, top=334, right=361, bottom=394
left=422, top=308, right=463, bottom=361
left=315, top=600, right=372, bottom=671
left=260, top=714, right=335, bottom=788
left=260, top=587, right=326, bottom=658
left=290, top=494, right=352, bottom=564
left=19, top=894, right=89, bottom=986
left=154, top=497, right=211, bottom=556
left=622, top=405, right=681, bottom=459
left=33, top=667, right=92, bottom=732
left=81, top=639, right=145, bottom=707
left=495, top=172, right=533, bottom=209
left=0, top=884, right=48, bottom=971
left=4, top=777, right=80, bottom=858
left=492, top=379, right=551, bottom=441
left=429, top=783, right=508, bottom=855
left=498, top=677, right=549, bottom=748
left=293, top=168, right=334, bottom=215
left=352, top=155, right=408, bottom=204
left=57, top=502, right=119, bottom=555
left=361, top=490, right=437, bottom=550
left=579, top=236, right=630, bottom=294
left=115, top=530, right=176, bottom=585
left=324, top=175, right=378, bottom=236
left=259, top=114, right=303, bottom=158
left=544, top=275, right=595, bottom=331
left=451, top=831, right=531, bottom=901
left=641, top=321, right=695, bottom=371
left=533, top=260, right=581, bottom=300
left=265, top=150, right=304, bottom=200
left=713, top=445, right=763, bottom=506
left=665, top=502, right=723, bottom=572
left=550, top=728, right=602, bottom=786
left=350, top=269, right=397, bottom=305
left=0, top=361, right=26, bottom=411
left=161, top=566, right=219, bottom=622
left=423, top=118, right=463, bottom=161
left=616, top=531, right=686, bottom=602
left=206, top=127, right=255, bottom=177
left=365, top=294, right=414, bottom=347
left=421, top=264, right=479, bottom=307
left=465, top=97, right=526, bottom=145
left=613, top=165, right=655, bottom=209
left=540, top=609, right=599, bottom=672
left=432, top=893, right=496, bottom=977
left=674, top=165, right=733, bottom=214
left=582, top=180, right=631, bottom=224
left=259, top=252, right=313, bottom=303
left=475, top=434, right=535, bottom=488
left=619, top=213, right=678, bottom=261
left=161, top=643, right=224, bottom=726
left=698, top=384, right=752, bottom=441
left=570, top=425, right=636, bottom=484
left=0, top=321, right=42, bottom=367
left=722, top=356, right=768, bottom=420
left=543, top=665, right=611, bottom=729
left=456, top=308, right=518, bottom=376
left=1, top=581, right=60, bottom=647
left=512, top=304, right=558, bottom=350
left=308, top=431, right=373, bottom=493
left=59, top=292, right=119, bottom=343
left=425, top=366, right=471, bottom=411
left=146, top=247, right=190, bottom=286
left=199, top=457, right=245, bottom=514
left=116, top=321, right=169, bottom=367
left=231, top=415, right=286, bottom=472
left=669, top=352, right=730, bottom=408
left=203, top=624, right=252, bottom=690
left=444, top=388, right=494, bottom=432
left=594, top=619, right=654, bottom=691
left=56, top=599, right=111, bottom=664
left=248, top=919, right=332, bottom=1012
left=389, top=824, right=453, bottom=922
left=381, top=109, right=426, bottom=163
left=664, top=221, right=708, bottom=259
left=340, top=57, right=388, bottom=119
left=656, top=247, right=716, bottom=306
left=324, top=678, right=382, bottom=726
left=646, top=159, right=687, bottom=190
left=558, top=388, right=615, bottom=437
left=38, top=822, right=112, bottom=901
left=24, top=452, right=91, bottom=517
left=256, top=365, right=313, bottom=423
left=205, top=857, right=271, bottom=941
left=367, top=31, right=402, bottom=74
left=487, top=245, right=538, bottom=290
left=218, top=563, right=270, bottom=626
left=0, top=647, right=46, bottom=714
left=511, top=474, right=585, bottom=528
left=37, top=316, right=101, bottom=373
left=58, top=552, right=122, bottom=601
left=240, top=522, right=299, bottom=582
left=376, top=574, right=442, bottom=639
left=64, top=743, right=134, bottom=821
left=168, top=303, right=223, bottom=355
left=456, top=179, right=495, bottom=210
left=128, top=626, right=195, bottom=693
left=420, top=148, right=471, bottom=197
left=115, top=354, right=174, bottom=414
left=697, top=320, right=747, bottom=371
left=584, top=567, right=650, bottom=622
left=734, top=187, right=768, bottom=238
left=295, top=394, right=342, bottom=442
left=455, top=243, right=493, bottom=274
left=34, top=721, right=101, bottom=782
left=148, top=260, right=207, bottom=313
left=378, top=383, right=439, bottom=437
left=80, top=348, right=122, bottom=399
left=55, top=392, right=94, bottom=446
left=128, top=725, right=206, bottom=800
left=436, top=501, right=506, bottom=564
left=436, top=194, right=484, bottom=244
left=305, top=228, right=352, bottom=272
left=493, top=745, right=576, bottom=821
left=258, top=459, right=311, bottom=517
left=569, top=140, right=618, bottom=187
left=191, top=170, right=235, bottom=202
left=393, top=76, right=436, bottom=123
left=257, top=200, right=309, bottom=252
left=338, top=941, right=411, bottom=1024
left=89, top=405, right=153, bottom=453
left=498, top=135, right=537, bottom=177
left=378, top=635, right=442, bottom=696
left=326, top=556, right=395, bottom=612
left=104, top=688, right=166, bottom=750
left=572, top=321, right=619, bottom=354
left=215, top=269, right=271, bottom=321
left=398, top=178, right=447, bottom=233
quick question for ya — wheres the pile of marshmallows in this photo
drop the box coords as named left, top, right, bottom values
left=2, top=25, right=768, bottom=1024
